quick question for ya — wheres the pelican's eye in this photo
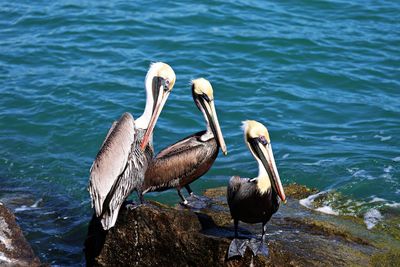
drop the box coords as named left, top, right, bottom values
left=259, top=136, right=268, bottom=145
left=164, top=79, right=170, bottom=91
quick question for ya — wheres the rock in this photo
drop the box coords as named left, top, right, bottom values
left=84, top=184, right=398, bottom=266
left=85, top=201, right=267, bottom=266
left=0, top=202, right=41, bottom=266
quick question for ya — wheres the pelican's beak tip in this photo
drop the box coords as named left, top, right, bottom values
left=223, top=150, right=228, bottom=156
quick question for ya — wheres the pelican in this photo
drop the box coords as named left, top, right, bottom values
left=143, top=78, right=227, bottom=206
left=88, top=62, right=176, bottom=230
left=227, top=120, right=286, bottom=258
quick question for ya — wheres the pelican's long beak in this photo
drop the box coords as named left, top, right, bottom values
left=140, top=77, right=170, bottom=150
left=202, top=98, right=227, bottom=155
left=251, top=139, right=286, bottom=202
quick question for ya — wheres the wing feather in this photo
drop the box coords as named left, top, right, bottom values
left=156, top=131, right=204, bottom=158
left=88, top=112, right=135, bottom=217
left=144, top=136, right=207, bottom=191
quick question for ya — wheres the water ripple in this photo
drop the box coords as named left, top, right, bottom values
left=0, top=0, right=399, bottom=265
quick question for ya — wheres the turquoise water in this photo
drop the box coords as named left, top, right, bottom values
left=0, top=0, right=399, bottom=265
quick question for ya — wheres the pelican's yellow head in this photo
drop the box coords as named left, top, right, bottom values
left=242, top=120, right=270, bottom=143
left=190, top=78, right=227, bottom=155
left=192, top=78, right=214, bottom=100
left=241, top=120, right=286, bottom=202
left=150, top=62, right=176, bottom=91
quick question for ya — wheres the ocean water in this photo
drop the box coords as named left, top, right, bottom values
left=0, top=0, right=399, bottom=265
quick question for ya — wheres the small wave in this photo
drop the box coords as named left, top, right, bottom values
left=329, top=136, right=345, bottom=141
left=303, top=159, right=333, bottom=166
left=385, top=202, right=400, bottom=208
left=299, top=191, right=339, bottom=215
left=393, top=157, right=400, bottom=162
left=315, top=206, right=339, bottom=215
left=31, top=198, right=42, bottom=208
left=369, top=197, right=386, bottom=203
left=364, top=209, right=383, bottom=230
left=374, top=135, right=392, bottom=141
left=282, top=153, right=290, bottom=159
left=347, top=168, right=375, bottom=180
left=299, top=191, right=329, bottom=208
left=14, top=198, right=43, bottom=212
left=383, top=166, right=393, bottom=173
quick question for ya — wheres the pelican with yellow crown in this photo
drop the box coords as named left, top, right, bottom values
left=143, top=78, right=227, bottom=206
left=227, top=120, right=286, bottom=258
left=88, top=62, right=176, bottom=230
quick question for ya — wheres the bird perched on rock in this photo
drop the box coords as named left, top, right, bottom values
left=227, top=120, right=286, bottom=258
left=143, top=78, right=227, bottom=208
left=88, top=62, right=176, bottom=230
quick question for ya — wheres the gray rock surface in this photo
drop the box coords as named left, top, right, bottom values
left=0, top=202, right=41, bottom=266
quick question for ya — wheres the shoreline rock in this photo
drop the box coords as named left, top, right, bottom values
left=84, top=184, right=400, bottom=266
left=0, top=202, right=41, bottom=266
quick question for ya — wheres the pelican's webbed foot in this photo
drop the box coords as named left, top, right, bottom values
left=124, top=200, right=143, bottom=211
left=187, top=193, right=211, bottom=203
left=179, top=199, right=208, bottom=210
left=125, top=203, right=140, bottom=210
left=248, top=238, right=269, bottom=257
left=178, top=188, right=209, bottom=209
left=227, top=238, right=248, bottom=259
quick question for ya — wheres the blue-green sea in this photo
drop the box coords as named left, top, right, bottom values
left=0, top=0, right=399, bottom=265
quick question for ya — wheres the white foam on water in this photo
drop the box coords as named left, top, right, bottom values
left=384, top=166, right=393, bottom=173
left=369, top=197, right=386, bottom=203
left=364, top=209, right=383, bottom=230
left=385, top=202, right=400, bottom=208
left=393, top=157, right=400, bottom=162
left=14, top=206, right=31, bottom=212
left=300, top=191, right=340, bottom=216
left=303, top=159, right=332, bottom=166
left=299, top=191, right=328, bottom=209
left=349, top=168, right=375, bottom=180
left=14, top=198, right=42, bottom=212
left=31, top=198, right=42, bottom=208
left=329, top=135, right=345, bottom=141
left=374, top=135, right=392, bottom=141
left=282, top=153, right=290, bottom=159
left=315, top=206, right=339, bottom=215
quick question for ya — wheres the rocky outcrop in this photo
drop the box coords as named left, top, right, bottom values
left=0, top=202, right=41, bottom=266
left=84, top=184, right=399, bottom=266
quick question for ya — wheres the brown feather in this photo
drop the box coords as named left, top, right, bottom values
left=143, top=131, right=218, bottom=193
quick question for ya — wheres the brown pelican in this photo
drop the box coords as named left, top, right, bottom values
left=143, top=78, right=227, bottom=206
left=88, top=62, right=176, bottom=230
left=227, top=120, right=286, bottom=258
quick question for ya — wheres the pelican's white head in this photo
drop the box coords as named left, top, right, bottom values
left=137, top=62, right=176, bottom=150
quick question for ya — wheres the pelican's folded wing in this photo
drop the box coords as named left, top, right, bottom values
left=88, top=112, right=135, bottom=217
